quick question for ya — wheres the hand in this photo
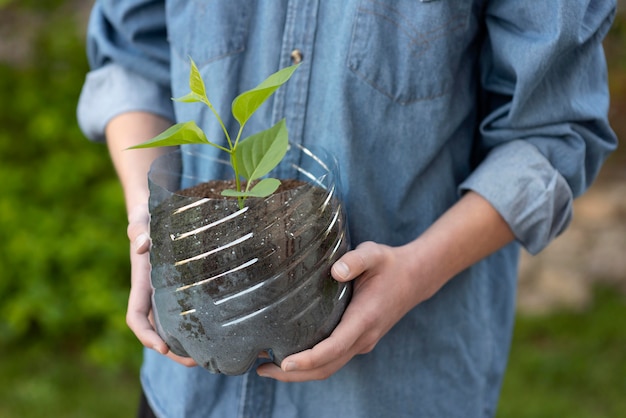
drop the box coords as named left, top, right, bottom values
left=125, top=204, right=197, bottom=367
left=255, top=192, right=516, bottom=382
left=256, top=241, right=436, bottom=382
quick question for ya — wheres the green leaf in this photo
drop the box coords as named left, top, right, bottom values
left=188, top=58, right=207, bottom=101
left=221, top=178, right=281, bottom=198
left=233, top=119, right=289, bottom=181
left=231, top=64, right=300, bottom=127
left=173, top=60, right=210, bottom=104
left=175, top=58, right=230, bottom=147
left=173, top=92, right=205, bottom=104
left=127, top=121, right=211, bottom=149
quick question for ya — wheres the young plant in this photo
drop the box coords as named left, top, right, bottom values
left=130, top=59, right=300, bottom=208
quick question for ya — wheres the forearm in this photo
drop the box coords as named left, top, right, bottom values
left=402, top=191, right=515, bottom=299
left=105, top=111, right=174, bottom=214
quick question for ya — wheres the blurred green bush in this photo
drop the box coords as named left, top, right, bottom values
left=0, top=1, right=139, bottom=369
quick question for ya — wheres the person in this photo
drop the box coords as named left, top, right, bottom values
left=77, top=1, right=617, bottom=417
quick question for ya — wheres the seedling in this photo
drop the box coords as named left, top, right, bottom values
left=130, top=58, right=300, bottom=208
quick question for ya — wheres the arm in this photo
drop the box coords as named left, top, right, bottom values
left=462, top=0, right=618, bottom=254
left=106, top=112, right=171, bottom=214
left=105, top=112, right=196, bottom=366
left=107, top=113, right=198, bottom=366
left=105, top=113, right=172, bottom=353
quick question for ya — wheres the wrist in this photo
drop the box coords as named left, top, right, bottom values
left=127, top=202, right=150, bottom=223
left=401, top=192, right=515, bottom=296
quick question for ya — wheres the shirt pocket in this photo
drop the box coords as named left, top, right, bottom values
left=347, top=0, right=473, bottom=104
left=167, top=0, right=251, bottom=67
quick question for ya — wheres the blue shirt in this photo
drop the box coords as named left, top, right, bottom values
left=78, top=1, right=617, bottom=417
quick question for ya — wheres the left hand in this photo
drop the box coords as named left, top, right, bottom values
left=256, top=241, right=438, bottom=382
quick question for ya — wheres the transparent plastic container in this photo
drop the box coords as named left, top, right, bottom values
left=147, top=144, right=351, bottom=375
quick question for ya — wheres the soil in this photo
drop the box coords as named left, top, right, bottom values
left=177, top=179, right=308, bottom=199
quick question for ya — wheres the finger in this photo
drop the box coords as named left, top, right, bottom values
left=127, top=204, right=151, bottom=254
left=257, top=352, right=349, bottom=382
left=128, top=221, right=151, bottom=255
left=331, top=241, right=380, bottom=281
left=258, top=303, right=370, bottom=381
left=284, top=333, right=353, bottom=371
left=288, top=304, right=370, bottom=366
left=131, top=232, right=151, bottom=254
left=126, top=293, right=168, bottom=355
left=126, top=249, right=168, bottom=355
left=128, top=235, right=150, bottom=255
left=166, top=351, right=198, bottom=367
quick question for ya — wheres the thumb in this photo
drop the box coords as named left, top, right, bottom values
left=131, top=232, right=151, bottom=254
left=331, top=260, right=352, bottom=282
left=331, top=241, right=377, bottom=282
left=127, top=204, right=151, bottom=254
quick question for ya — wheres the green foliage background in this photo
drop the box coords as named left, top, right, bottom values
left=0, top=1, right=139, bottom=369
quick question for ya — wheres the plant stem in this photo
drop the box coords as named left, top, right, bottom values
left=228, top=151, right=245, bottom=209
left=233, top=124, right=245, bottom=149
left=202, top=97, right=234, bottom=149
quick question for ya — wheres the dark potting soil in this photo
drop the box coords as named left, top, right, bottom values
left=176, top=179, right=308, bottom=199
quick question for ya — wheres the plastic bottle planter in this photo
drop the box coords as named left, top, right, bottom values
left=147, top=144, right=351, bottom=375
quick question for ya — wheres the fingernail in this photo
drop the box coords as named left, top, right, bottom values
left=333, top=261, right=350, bottom=280
left=134, top=233, right=149, bottom=251
left=153, top=344, right=166, bottom=355
left=283, top=361, right=297, bottom=372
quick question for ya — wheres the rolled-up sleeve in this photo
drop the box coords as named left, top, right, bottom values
left=460, top=0, right=618, bottom=254
left=77, top=0, right=174, bottom=142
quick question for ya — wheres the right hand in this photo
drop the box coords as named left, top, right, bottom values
left=126, top=204, right=197, bottom=367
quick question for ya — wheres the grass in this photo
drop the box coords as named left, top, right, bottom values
left=0, top=343, right=140, bottom=418
left=497, top=286, right=626, bottom=418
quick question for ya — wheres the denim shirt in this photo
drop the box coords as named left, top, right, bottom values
left=78, top=1, right=617, bottom=417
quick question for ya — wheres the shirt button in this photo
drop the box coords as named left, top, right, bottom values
left=290, top=49, right=303, bottom=64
